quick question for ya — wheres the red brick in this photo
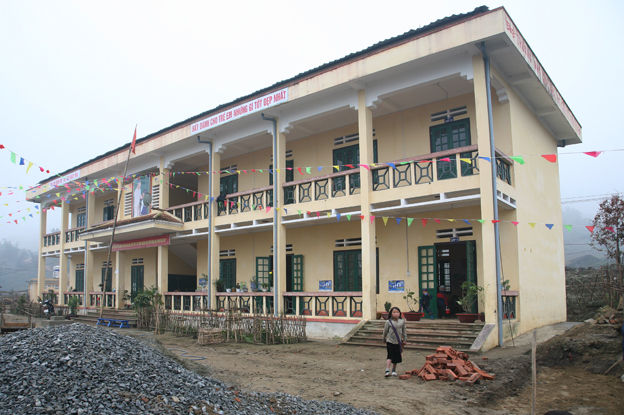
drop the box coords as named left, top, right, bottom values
left=399, top=374, right=412, bottom=380
left=455, top=365, right=469, bottom=377
left=480, top=373, right=495, bottom=381
left=423, top=374, right=437, bottom=381
left=445, top=370, right=458, bottom=381
left=458, top=376, right=471, bottom=381
left=411, top=369, right=421, bottom=376
left=440, top=376, right=449, bottom=381
left=466, top=373, right=481, bottom=385
left=405, top=371, right=412, bottom=375
left=424, top=364, right=437, bottom=374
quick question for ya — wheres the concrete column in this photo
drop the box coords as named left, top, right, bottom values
left=209, top=150, right=221, bottom=310
left=157, top=246, right=168, bottom=294
left=473, top=55, right=498, bottom=325
left=114, top=250, right=125, bottom=308
left=358, top=89, right=377, bottom=320
left=58, top=201, right=69, bottom=305
left=159, top=157, right=170, bottom=210
left=84, top=191, right=96, bottom=305
left=36, top=206, right=47, bottom=302
left=275, top=125, right=287, bottom=313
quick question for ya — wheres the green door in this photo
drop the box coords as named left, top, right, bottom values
left=466, top=240, right=477, bottom=313
left=334, top=250, right=362, bottom=291
left=256, top=257, right=272, bottom=289
left=131, top=266, right=144, bottom=302
left=418, top=246, right=437, bottom=316
left=75, top=270, right=84, bottom=292
left=101, top=268, right=112, bottom=292
left=219, top=259, right=237, bottom=290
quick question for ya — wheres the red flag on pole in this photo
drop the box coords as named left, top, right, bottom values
left=131, top=125, right=137, bottom=154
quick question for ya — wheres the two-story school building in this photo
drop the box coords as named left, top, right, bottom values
left=30, top=6, right=581, bottom=350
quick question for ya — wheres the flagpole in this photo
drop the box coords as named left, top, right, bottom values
left=100, top=125, right=136, bottom=318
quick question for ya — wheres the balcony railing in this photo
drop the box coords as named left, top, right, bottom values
left=65, top=227, right=85, bottom=243
left=283, top=292, right=363, bottom=318
left=43, top=232, right=61, bottom=247
left=164, top=292, right=210, bottom=312
left=63, top=292, right=84, bottom=306
left=371, top=145, right=480, bottom=191
left=89, top=292, right=116, bottom=308
left=166, top=201, right=211, bottom=223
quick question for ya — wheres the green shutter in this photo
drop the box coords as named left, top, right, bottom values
left=334, top=250, right=362, bottom=292
left=131, top=266, right=144, bottom=301
left=292, top=255, right=303, bottom=292
left=430, top=120, right=471, bottom=180
left=75, top=270, right=84, bottom=292
left=256, top=257, right=271, bottom=288
left=219, top=259, right=237, bottom=289
left=466, top=241, right=477, bottom=313
left=418, top=246, right=437, bottom=316
left=101, top=268, right=112, bottom=292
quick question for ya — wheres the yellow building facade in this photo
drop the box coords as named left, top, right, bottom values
left=30, top=7, right=581, bottom=350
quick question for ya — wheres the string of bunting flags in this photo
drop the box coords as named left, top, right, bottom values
left=1, top=144, right=623, bottom=197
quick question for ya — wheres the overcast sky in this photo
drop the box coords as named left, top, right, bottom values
left=1, top=0, right=622, bottom=252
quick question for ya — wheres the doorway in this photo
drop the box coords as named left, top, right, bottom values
left=130, top=266, right=144, bottom=302
left=418, top=241, right=476, bottom=318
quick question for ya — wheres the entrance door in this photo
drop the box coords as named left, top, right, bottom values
left=466, top=240, right=477, bottom=313
left=418, top=246, right=437, bottom=316
left=334, top=250, right=362, bottom=291
left=130, top=266, right=144, bottom=302
left=75, top=270, right=84, bottom=292
left=219, top=259, right=237, bottom=290
left=101, top=268, right=112, bottom=292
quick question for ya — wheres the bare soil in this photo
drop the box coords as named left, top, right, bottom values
left=153, top=324, right=624, bottom=415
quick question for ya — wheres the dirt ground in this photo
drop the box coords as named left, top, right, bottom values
left=3, top=313, right=623, bottom=414
left=152, top=323, right=624, bottom=415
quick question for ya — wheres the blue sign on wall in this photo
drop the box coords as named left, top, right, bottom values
left=388, top=280, right=405, bottom=293
left=450, top=237, right=460, bottom=242
left=319, top=280, right=332, bottom=291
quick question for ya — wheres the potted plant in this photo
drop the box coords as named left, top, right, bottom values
left=261, top=282, right=269, bottom=292
left=213, top=278, right=225, bottom=293
left=235, top=283, right=241, bottom=293
left=456, top=281, right=484, bottom=323
left=250, top=277, right=259, bottom=292
left=240, top=282, right=248, bottom=293
left=381, top=301, right=392, bottom=320
left=402, top=288, right=424, bottom=321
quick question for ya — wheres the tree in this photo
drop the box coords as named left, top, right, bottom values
left=589, top=194, right=624, bottom=264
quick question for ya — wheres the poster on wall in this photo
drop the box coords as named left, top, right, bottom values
left=319, top=280, right=332, bottom=291
left=132, top=176, right=152, bottom=217
left=388, top=280, right=405, bottom=293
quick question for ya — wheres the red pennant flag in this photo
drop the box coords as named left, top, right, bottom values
left=14, top=220, right=17, bottom=224
left=370, top=216, right=375, bottom=224
left=316, top=212, right=320, bottom=218
left=359, top=215, right=365, bottom=221
left=346, top=164, right=354, bottom=168
left=40, top=167, right=44, bottom=172
left=306, top=211, right=311, bottom=215
left=192, top=191, right=196, bottom=198
left=0, top=144, right=4, bottom=149
left=131, top=125, right=137, bottom=154
left=421, top=218, right=428, bottom=227
left=297, top=167, right=303, bottom=175
left=252, top=169, right=256, bottom=172
left=586, top=226, right=595, bottom=233
left=541, top=154, right=557, bottom=163
left=439, top=157, right=451, bottom=162
left=605, top=226, right=615, bottom=233
left=433, top=219, right=440, bottom=224
left=512, top=221, right=519, bottom=226
left=492, top=220, right=501, bottom=223
left=359, top=164, right=370, bottom=170
left=583, top=151, right=602, bottom=158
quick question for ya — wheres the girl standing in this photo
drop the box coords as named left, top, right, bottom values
left=382, top=306, right=407, bottom=377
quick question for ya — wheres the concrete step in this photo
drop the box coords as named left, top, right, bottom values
left=344, top=341, right=470, bottom=352
left=348, top=334, right=476, bottom=346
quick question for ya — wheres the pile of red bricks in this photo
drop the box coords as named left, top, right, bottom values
left=399, top=346, right=495, bottom=384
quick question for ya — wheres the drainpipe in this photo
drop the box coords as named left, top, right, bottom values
left=482, top=41, right=504, bottom=347
left=197, top=137, right=213, bottom=309
left=83, top=176, right=89, bottom=312
left=261, top=113, right=278, bottom=316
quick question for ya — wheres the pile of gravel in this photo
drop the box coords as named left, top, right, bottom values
left=0, top=324, right=377, bottom=415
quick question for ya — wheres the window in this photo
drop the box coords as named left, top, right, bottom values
left=76, top=213, right=86, bottom=228
left=219, top=249, right=236, bottom=257
left=334, top=250, right=362, bottom=291
left=219, top=259, right=236, bottom=290
left=436, top=227, right=473, bottom=238
left=103, top=199, right=115, bottom=221
left=132, top=258, right=144, bottom=265
left=269, top=159, right=294, bottom=185
left=429, top=119, right=471, bottom=180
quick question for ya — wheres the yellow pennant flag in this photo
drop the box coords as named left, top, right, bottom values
left=528, top=223, right=536, bottom=228
left=333, top=165, right=339, bottom=171
left=448, top=219, right=456, bottom=222
left=276, top=169, right=281, bottom=174
left=460, top=158, right=471, bottom=163
left=326, top=212, right=331, bottom=218
left=382, top=217, right=389, bottom=226
left=26, top=162, right=33, bottom=174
